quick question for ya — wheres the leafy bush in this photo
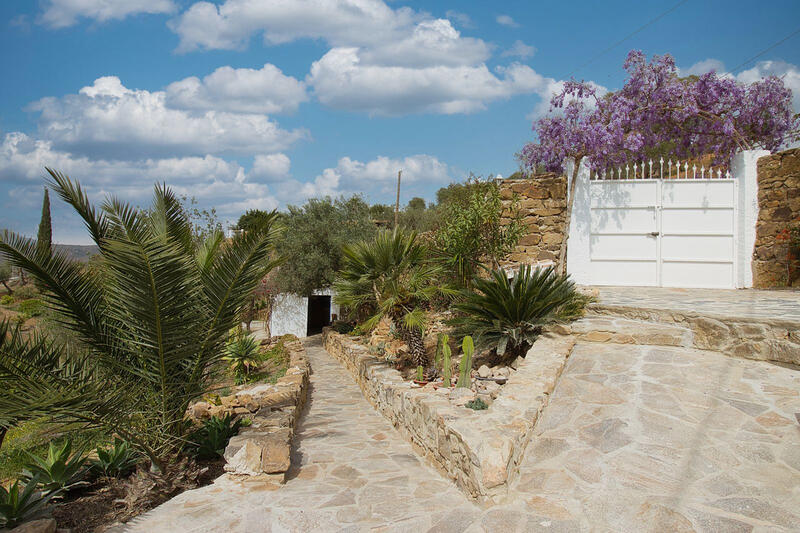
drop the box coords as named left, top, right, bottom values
left=434, top=178, right=523, bottom=286
left=0, top=295, right=12, bottom=306
left=13, top=285, right=36, bottom=301
left=465, top=398, right=488, bottom=410
left=90, top=438, right=140, bottom=478
left=0, top=476, right=58, bottom=529
left=187, top=414, right=242, bottom=460
left=18, top=299, right=44, bottom=318
left=452, top=265, right=588, bottom=363
left=334, top=229, right=454, bottom=368
left=224, top=333, right=262, bottom=384
left=21, top=440, right=89, bottom=494
left=0, top=171, right=282, bottom=472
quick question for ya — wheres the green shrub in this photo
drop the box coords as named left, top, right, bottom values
left=465, top=398, right=488, bottom=410
left=187, top=414, right=242, bottom=460
left=331, top=320, right=354, bottom=334
left=21, top=440, right=89, bottom=495
left=18, top=299, right=44, bottom=318
left=0, top=295, right=12, bottom=305
left=13, top=285, right=37, bottom=301
left=90, top=438, right=140, bottom=478
left=451, top=265, right=589, bottom=363
left=224, top=333, right=262, bottom=384
left=0, top=476, right=58, bottom=529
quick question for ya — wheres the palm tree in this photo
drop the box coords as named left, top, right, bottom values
left=451, top=265, right=589, bottom=363
left=334, top=229, right=452, bottom=368
left=0, top=169, right=282, bottom=471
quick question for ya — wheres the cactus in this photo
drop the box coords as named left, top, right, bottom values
left=417, top=365, right=424, bottom=381
left=457, top=335, right=474, bottom=388
left=441, top=334, right=452, bottom=386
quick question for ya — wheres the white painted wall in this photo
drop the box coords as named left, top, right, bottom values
left=268, top=288, right=339, bottom=338
left=732, top=150, right=769, bottom=288
left=565, top=158, right=593, bottom=285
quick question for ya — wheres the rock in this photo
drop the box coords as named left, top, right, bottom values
left=234, top=407, right=251, bottom=415
left=224, top=428, right=292, bottom=475
left=258, top=390, right=295, bottom=410
left=477, top=365, right=491, bottom=378
left=492, top=367, right=511, bottom=378
left=450, top=387, right=477, bottom=406
left=10, top=519, right=56, bottom=533
left=208, top=404, right=228, bottom=418
left=191, top=401, right=211, bottom=419
left=260, top=428, right=292, bottom=473
left=220, top=395, right=239, bottom=408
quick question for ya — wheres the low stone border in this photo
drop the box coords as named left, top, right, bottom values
left=322, top=329, right=574, bottom=502
left=188, top=338, right=310, bottom=481
left=588, top=304, right=800, bottom=366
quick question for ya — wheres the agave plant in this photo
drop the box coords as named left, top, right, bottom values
left=224, top=333, right=262, bottom=383
left=187, top=414, right=242, bottom=460
left=0, top=476, right=58, bottom=529
left=333, top=229, right=453, bottom=368
left=0, top=169, right=283, bottom=471
left=21, top=440, right=89, bottom=495
left=451, top=265, right=589, bottom=363
left=91, top=438, right=141, bottom=478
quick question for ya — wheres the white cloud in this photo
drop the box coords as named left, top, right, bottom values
left=445, top=10, right=473, bottom=29
left=29, top=76, right=307, bottom=159
left=502, top=40, right=535, bottom=59
left=308, top=49, right=547, bottom=115
left=165, top=63, right=307, bottom=114
left=250, top=153, right=291, bottom=181
left=0, top=131, right=281, bottom=238
left=169, top=0, right=418, bottom=53
left=495, top=14, right=519, bottom=28
left=683, top=58, right=727, bottom=77
left=40, top=0, right=175, bottom=28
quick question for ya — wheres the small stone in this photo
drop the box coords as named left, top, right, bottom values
left=10, top=519, right=57, bottom=533
left=233, top=407, right=250, bottom=415
left=220, top=395, right=239, bottom=408
left=478, top=365, right=491, bottom=378
left=191, top=401, right=210, bottom=419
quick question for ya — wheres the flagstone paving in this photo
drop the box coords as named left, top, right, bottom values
left=123, top=337, right=800, bottom=532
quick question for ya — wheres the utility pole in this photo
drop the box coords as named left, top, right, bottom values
left=394, top=170, right=402, bottom=228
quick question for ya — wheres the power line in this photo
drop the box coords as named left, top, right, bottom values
left=565, top=0, right=690, bottom=79
left=729, top=27, right=800, bottom=74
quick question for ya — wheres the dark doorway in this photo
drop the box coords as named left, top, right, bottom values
left=307, top=295, right=331, bottom=335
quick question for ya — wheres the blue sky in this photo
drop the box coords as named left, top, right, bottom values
left=2, top=0, right=799, bottom=244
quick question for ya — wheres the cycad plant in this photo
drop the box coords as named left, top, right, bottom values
left=334, top=229, right=453, bottom=368
left=0, top=169, right=282, bottom=471
left=452, top=265, right=588, bottom=363
left=224, top=332, right=262, bottom=384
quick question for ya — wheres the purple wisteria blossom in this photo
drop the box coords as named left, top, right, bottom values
left=521, top=50, right=798, bottom=174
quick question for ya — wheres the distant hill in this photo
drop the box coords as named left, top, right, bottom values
left=55, top=244, right=99, bottom=262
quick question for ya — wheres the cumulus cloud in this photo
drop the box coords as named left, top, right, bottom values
left=169, top=0, right=418, bottom=52
left=495, top=15, right=519, bottom=28
left=165, top=63, right=307, bottom=114
left=444, top=10, right=473, bottom=29
left=40, top=0, right=175, bottom=28
left=308, top=49, right=547, bottom=115
left=249, top=153, right=292, bottom=181
left=502, top=40, right=535, bottom=59
left=683, top=58, right=727, bottom=76
left=29, top=76, right=307, bottom=159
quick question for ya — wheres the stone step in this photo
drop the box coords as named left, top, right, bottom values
left=550, top=316, right=693, bottom=348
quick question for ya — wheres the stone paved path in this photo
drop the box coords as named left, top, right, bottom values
left=121, top=336, right=482, bottom=532
left=592, top=286, right=800, bottom=322
left=125, top=337, right=800, bottom=532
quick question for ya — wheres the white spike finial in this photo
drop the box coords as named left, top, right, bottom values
left=701, top=165, right=706, bottom=179
left=649, top=159, right=653, bottom=179
left=692, top=164, right=697, bottom=179
left=633, top=162, right=638, bottom=179
left=659, top=157, right=664, bottom=179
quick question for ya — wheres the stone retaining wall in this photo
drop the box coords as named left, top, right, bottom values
left=322, top=328, right=574, bottom=501
left=499, top=173, right=567, bottom=265
left=753, top=148, right=800, bottom=287
left=220, top=339, right=310, bottom=481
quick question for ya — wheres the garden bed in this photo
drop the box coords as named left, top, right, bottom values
left=322, top=328, right=574, bottom=501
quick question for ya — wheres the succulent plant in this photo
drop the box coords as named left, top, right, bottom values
left=457, top=336, right=474, bottom=388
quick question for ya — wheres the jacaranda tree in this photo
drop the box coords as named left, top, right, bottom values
left=0, top=169, right=282, bottom=471
left=520, top=50, right=798, bottom=272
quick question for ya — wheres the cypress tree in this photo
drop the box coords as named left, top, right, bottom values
left=37, top=188, right=52, bottom=257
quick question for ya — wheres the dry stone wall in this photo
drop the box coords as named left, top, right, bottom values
left=753, top=148, right=800, bottom=287
left=322, top=328, right=574, bottom=502
left=499, top=173, right=568, bottom=265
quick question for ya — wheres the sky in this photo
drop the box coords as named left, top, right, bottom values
left=1, top=0, right=799, bottom=244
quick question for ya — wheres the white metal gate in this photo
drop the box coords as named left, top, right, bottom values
left=586, top=162, right=737, bottom=288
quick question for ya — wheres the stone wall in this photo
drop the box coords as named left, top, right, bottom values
left=322, top=328, right=573, bottom=502
left=499, top=173, right=568, bottom=265
left=753, top=148, right=800, bottom=287
left=190, top=338, right=310, bottom=481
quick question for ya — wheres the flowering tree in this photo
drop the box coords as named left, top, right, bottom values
left=520, top=50, right=798, bottom=273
